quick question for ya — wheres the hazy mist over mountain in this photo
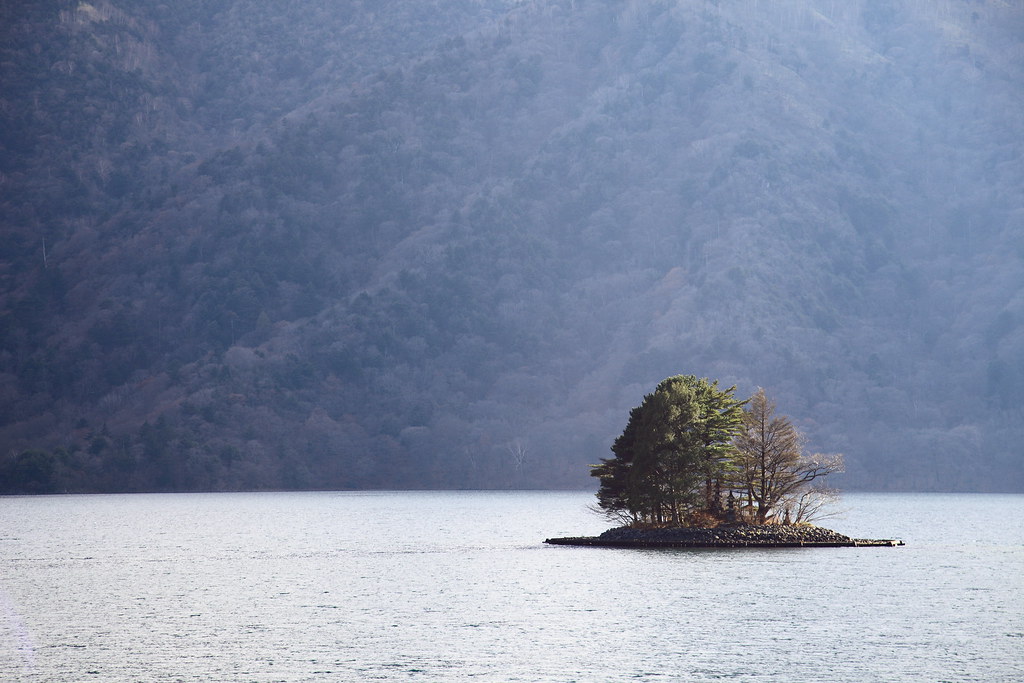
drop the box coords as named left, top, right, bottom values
left=2, top=0, right=1022, bottom=493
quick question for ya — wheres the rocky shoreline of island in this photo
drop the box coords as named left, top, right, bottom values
left=544, top=523, right=903, bottom=548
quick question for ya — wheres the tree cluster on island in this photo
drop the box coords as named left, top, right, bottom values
left=591, top=375, right=844, bottom=528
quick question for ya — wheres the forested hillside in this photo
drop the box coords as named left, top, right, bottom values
left=2, top=0, right=1022, bottom=493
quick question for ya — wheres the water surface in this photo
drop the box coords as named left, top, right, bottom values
left=1, top=491, right=1021, bottom=681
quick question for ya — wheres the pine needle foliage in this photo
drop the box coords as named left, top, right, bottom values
left=592, top=379, right=844, bottom=526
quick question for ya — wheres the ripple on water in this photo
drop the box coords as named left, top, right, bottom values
left=0, top=491, right=1021, bottom=682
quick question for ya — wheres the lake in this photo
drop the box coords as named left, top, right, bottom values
left=1, top=491, right=1022, bottom=681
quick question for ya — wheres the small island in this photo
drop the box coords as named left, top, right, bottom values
left=548, top=376, right=903, bottom=549
left=545, top=524, right=904, bottom=548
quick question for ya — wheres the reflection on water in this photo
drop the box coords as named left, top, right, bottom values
left=1, top=491, right=1022, bottom=681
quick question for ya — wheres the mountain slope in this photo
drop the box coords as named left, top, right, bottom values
left=1, top=0, right=1022, bottom=492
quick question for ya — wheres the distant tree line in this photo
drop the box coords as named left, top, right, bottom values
left=591, top=376, right=843, bottom=527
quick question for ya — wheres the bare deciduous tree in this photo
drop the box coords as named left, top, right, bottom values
left=734, top=388, right=844, bottom=524
left=782, top=482, right=842, bottom=525
left=506, top=438, right=529, bottom=473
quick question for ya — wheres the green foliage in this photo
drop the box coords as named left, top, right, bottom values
left=0, top=449, right=58, bottom=494
left=594, top=382, right=845, bottom=526
left=592, top=376, right=745, bottom=525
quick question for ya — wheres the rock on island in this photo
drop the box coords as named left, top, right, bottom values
left=545, top=524, right=904, bottom=548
